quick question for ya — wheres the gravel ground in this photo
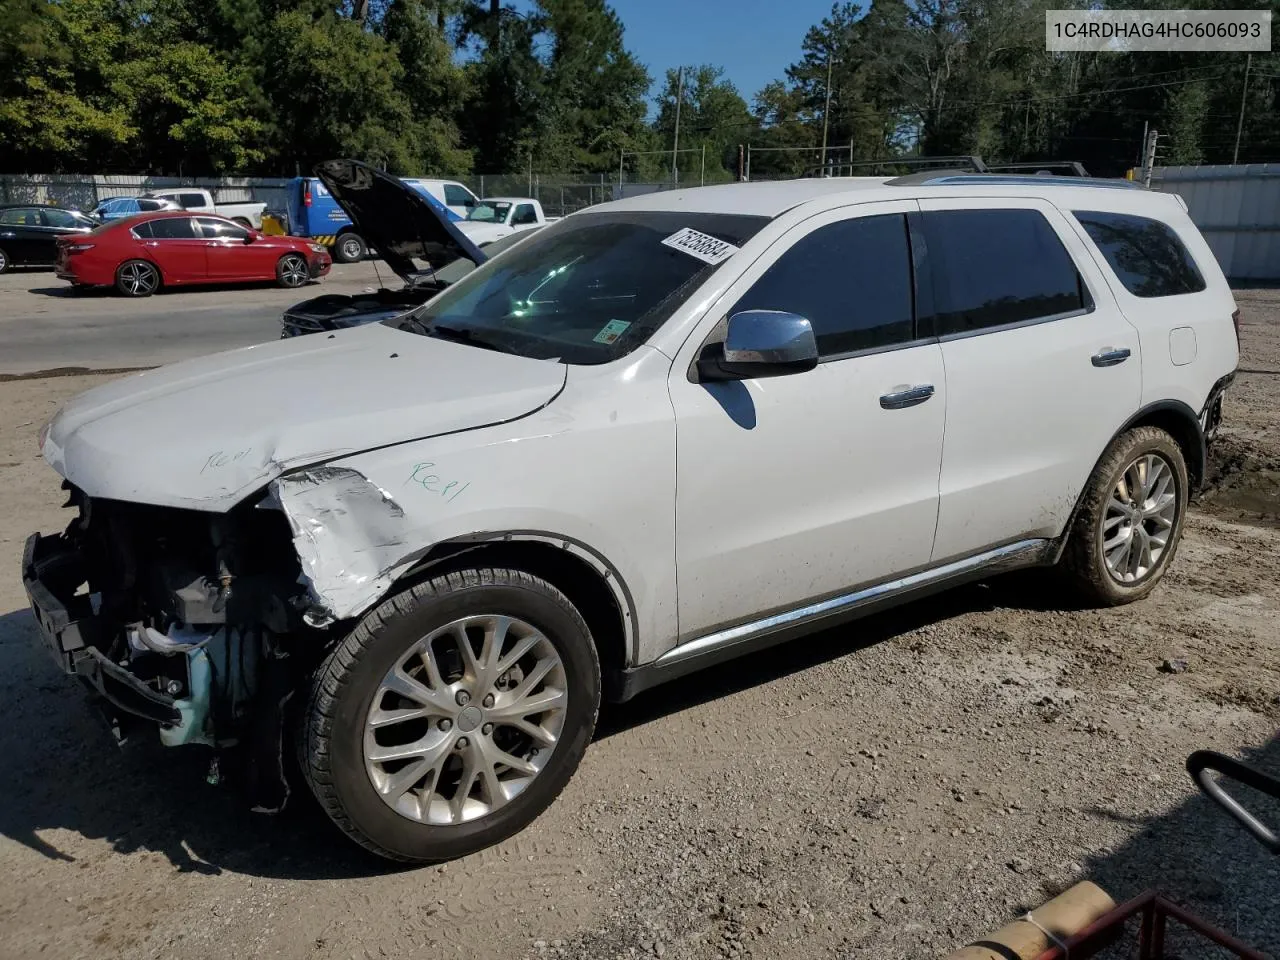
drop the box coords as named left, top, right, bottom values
left=2, top=292, right=1279, bottom=960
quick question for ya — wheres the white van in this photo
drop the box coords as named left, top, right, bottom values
left=24, top=164, right=1240, bottom=863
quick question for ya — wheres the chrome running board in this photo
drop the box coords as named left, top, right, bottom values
left=610, top=538, right=1052, bottom=701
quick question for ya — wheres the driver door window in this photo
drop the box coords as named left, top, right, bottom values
left=730, top=214, right=917, bottom=357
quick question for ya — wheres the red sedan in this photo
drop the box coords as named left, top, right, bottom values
left=56, top=211, right=332, bottom=297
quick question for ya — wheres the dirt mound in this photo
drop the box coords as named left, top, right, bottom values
left=1199, top=433, right=1280, bottom=526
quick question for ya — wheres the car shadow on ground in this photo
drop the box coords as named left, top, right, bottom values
left=598, top=570, right=1068, bottom=738
left=0, top=573, right=1064, bottom=880
left=25, top=278, right=324, bottom=299
left=0, top=607, right=396, bottom=880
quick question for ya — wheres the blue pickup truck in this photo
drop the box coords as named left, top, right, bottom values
left=282, top=176, right=479, bottom=263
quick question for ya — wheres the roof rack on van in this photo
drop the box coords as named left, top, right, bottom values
left=983, top=161, right=1091, bottom=177
left=800, top=155, right=988, bottom=179
left=883, top=172, right=1143, bottom=190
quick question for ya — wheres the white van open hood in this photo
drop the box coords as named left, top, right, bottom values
left=42, top=324, right=566, bottom=511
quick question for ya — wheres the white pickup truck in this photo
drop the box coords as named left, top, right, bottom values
left=456, top=197, right=557, bottom=246
left=143, top=188, right=267, bottom=230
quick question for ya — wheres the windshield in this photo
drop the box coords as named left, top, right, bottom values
left=466, top=201, right=512, bottom=223
left=393, top=210, right=769, bottom=364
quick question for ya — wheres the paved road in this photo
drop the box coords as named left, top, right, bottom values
left=0, top=263, right=387, bottom=375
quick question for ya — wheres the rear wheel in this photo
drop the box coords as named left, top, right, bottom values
left=0, top=247, right=9, bottom=273
left=334, top=233, right=366, bottom=263
left=232, top=217, right=252, bottom=229
left=1060, top=426, right=1188, bottom=606
left=115, top=260, right=160, bottom=297
left=276, top=253, right=309, bottom=288
left=301, top=568, right=600, bottom=862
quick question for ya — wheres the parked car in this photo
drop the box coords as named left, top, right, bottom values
left=0, top=204, right=96, bottom=273
left=281, top=163, right=541, bottom=338
left=90, top=196, right=182, bottom=222
left=456, top=197, right=557, bottom=246
left=283, top=175, right=478, bottom=263
left=142, top=188, right=267, bottom=230
left=23, top=171, right=1238, bottom=863
left=55, top=211, right=331, bottom=296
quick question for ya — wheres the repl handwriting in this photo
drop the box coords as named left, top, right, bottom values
left=201, top=448, right=251, bottom=473
left=405, top=462, right=470, bottom=502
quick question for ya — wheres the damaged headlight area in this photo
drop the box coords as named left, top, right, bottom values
left=22, top=484, right=318, bottom=811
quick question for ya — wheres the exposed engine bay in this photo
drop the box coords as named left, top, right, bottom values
left=23, top=482, right=320, bottom=811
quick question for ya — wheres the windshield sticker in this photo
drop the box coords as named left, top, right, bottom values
left=592, top=319, right=632, bottom=345
left=661, top=227, right=739, bottom=265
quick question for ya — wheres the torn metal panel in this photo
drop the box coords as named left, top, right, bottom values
left=270, top=466, right=422, bottom=621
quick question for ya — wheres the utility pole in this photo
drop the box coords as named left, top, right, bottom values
left=671, top=67, right=684, bottom=186
left=820, top=51, right=833, bottom=175
left=738, top=144, right=744, bottom=181
left=1234, top=52, right=1252, bottom=165
left=1141, top=127, right=1158, bottom=188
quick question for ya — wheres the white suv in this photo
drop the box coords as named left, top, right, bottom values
left=23, top=166, right=1239, bottom=863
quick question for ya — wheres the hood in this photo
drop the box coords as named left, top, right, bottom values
left=43, top=324, right=565, bottom=512
left=456, top=222, right=510, bottom=246
left=315, top=159, right=487, bottom=284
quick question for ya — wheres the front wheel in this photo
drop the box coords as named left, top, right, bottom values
left=333, top=233, right=366, bottom=263
left=0, top=246, right=9, bottom=274
left=1060, top=426, right=1189, bottom=606
left=276, top=253, right=309, bottom=288
left=115, top=259, right=160, bottom=297
left=301, top=568, right=601, bottom=862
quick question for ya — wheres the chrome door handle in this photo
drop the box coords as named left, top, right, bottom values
left=0, top=231, right=15, bottom=238
left=1092, top=347, right=1131, bottom=367
left=879, top=384, right=935, bottom=410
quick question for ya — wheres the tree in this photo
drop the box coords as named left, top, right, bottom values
left=652, top=65, right=754, bottom=183
left=534, top=0, right=651, bottom=172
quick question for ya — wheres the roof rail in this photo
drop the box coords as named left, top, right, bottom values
left=884, top=172, right=1143, bottom=190
left=984, top=161, right=1091, bottom=177
left=800, top=155, right=988, bottom=179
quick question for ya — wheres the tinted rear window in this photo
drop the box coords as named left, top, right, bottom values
left=1073, top=210, right=1206, bottom=298
left=147, top=217, right=197, bottom=239
left=924, top=209, right=1087, bottom=336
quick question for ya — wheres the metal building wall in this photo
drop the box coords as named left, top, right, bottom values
left=1149, top=164, right=1280, bottom=281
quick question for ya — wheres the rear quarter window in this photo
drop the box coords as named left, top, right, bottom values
left=1073, top=210, right=1206, bottom=298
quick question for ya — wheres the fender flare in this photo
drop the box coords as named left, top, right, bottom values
left=403, top=529, right=640, bottom=665
left=1051, top=398, right=1206, bottom=563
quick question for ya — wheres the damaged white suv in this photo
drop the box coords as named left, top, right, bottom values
left=24, top=162, right=1238, bottom=862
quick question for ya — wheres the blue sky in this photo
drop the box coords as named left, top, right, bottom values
left=510, top=0, right=838, bottom=107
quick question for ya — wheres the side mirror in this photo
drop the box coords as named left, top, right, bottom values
left=243, top=232, right=257, bottom=244
left=696, top=310, right=819, bottom=382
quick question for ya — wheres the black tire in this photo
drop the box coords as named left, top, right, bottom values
left=301, top=568, right=601, bottom=863
left=115, top=259, right=160, bottom=297
left=1060, top=426, right=1189, bottom=606
left=276, top=253, right=309, bottom=288
left=333, top=232, right=366, bottom=263
left=0, top=246, right=9, bottom=274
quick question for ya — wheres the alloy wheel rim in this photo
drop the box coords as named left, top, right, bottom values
left=121, top=262, right=155, bottom=295
left=281, top=256, right=307, bottom=286
left=0, top=250, right=7, bottom=270
left=1101, top=452, right=1178, bottom=584
left=342, top=238, right=361, bottom=260
left=363, top=614, right=568, bottom=826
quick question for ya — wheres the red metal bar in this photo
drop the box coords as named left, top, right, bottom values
left=1155, top=895, right=1267, bottom=960
left=1035, top=891, right=1156, bottom=960
left=1151, top=908, right=1167, bottom=959
left=1033, top=889, right=1267, bottom=960
left=1138, top=901, right=1157, bottom=960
